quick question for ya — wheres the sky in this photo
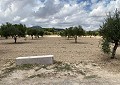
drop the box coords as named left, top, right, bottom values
left=0, top=0, right=120, bottom=30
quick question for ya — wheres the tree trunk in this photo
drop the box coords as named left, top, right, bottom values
left=38, top=36, right=39, bottom=38
left=14, top=36, right=17, bottom=43
left=5, top=36, right=8, bottom=39
left=75, top=35, right=77, bottom=43
left=32, top=35, right=33, bottom=39
left=111, top=41, right=119, bottom=59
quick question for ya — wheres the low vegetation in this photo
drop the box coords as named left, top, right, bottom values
left=0, top=60, right=99, bottom=80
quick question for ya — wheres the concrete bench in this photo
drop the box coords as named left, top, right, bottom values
left=16, top=55, right=54, bottom=65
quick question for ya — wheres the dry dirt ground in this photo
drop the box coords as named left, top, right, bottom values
left=1, top=36, right=120, bottom=85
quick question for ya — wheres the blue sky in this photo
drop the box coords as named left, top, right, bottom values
left=0, top=0, right=120, bottom=30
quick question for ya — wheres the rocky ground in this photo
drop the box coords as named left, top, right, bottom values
left=1, top=36, right=120, bottom=85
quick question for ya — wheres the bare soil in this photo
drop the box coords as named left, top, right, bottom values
left=1, top=36, right=120, bottom=85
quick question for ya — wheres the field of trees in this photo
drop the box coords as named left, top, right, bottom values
left=0, top=9, right=120, bottom=84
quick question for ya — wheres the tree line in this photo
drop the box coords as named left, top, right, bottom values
left=0, top=23, right=63, bottom=43
left=0, top=22, right=99, bottom=43
left=59, top=26, right=99, bottom=43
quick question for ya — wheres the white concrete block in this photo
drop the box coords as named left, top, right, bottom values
left=16, top=55, right=54, bottom=65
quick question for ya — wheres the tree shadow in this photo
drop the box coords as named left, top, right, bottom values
left=70, top=42, right=88, bottom=44
left=100, top=54, right=120, bottom=62
left=0, top=37, right=6, bottom=40
left=1, top=42, right=33, bottom=44
left=99, top=54, right=120, bottom=73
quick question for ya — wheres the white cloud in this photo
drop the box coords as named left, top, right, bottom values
left=35, top=18, right=49, bottom=23
left=13, top=16, right=21, bottom=21
left=90, top=5, right=106, bottom=17
left=0, top=0, right=120, bottom=30
left=34, top=0, right=64, bottom=18
left=20, top=18, right=28, bottom=23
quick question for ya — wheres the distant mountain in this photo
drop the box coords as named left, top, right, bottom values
left=30, top=26, right=42, bottom=29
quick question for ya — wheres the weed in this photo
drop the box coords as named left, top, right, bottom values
left=84, top=75, right=97, bottom=79
left=16, top=64, right=36, bottom=70
left=53, top=60, right=62, bottom=65
left=54, top=63, right=72, bottom=71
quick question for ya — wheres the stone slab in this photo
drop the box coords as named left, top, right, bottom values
left=16, top=55, right=54, bottom=65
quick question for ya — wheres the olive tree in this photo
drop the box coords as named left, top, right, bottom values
left=100, top=10, right=120, bottom=59
left=27, top=28, right=44, bottom=39
left=14, top=24, right=26, bottom=37
left=86, top=31, right=99, bottom=37
left=66, top=27, right=74, bottom=39
left=64, top=25, right=85, bottom=43
left=73, top=26, right=85, bottom=43
left=27, top=28, right=37, bottom=39
left=1, top=22, right=26, bottom=43
left=1, top=22, right=11, bottom=39
left=59, top=30, right=67, bottom=37
left=37, top=29, right=44, bottom=37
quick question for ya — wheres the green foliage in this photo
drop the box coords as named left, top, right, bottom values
left=54, top=63, right=72, bottom=71
left=27, top=27, right=63, bottom=36
left=14, top=24, right=27, bottom=37
left=27, top=28, right=44, bottom=39
left=1, top=22, right=12, bottom=38
left=59, top=30, right=67, bottom=37
left=37, top=30, right=44, bottom=37
left=86, top=31, right=93, bottom=36
left=16, top=64, right=37, bottom=70
left=62, top=25, right=85, bottom=43
left=101, top=38, right=111, bottom=54
left=65, top=25, right=85, bottom=37
left=77, top=25, right=85, bottom=36
left=43, top=28, right=55, bottom=35
left=100, top=10, right=120, bottom=42
left=99, top=9, right=120, bottom=58
left=86, top=30, right=99, bottom=36
left=67, top=27, right=74, bottom=37
left=27, top=28, right=34, bottom=36
left=0, top=22, right=26, bottom=40
left=44, top=31, right=52, bottom=35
